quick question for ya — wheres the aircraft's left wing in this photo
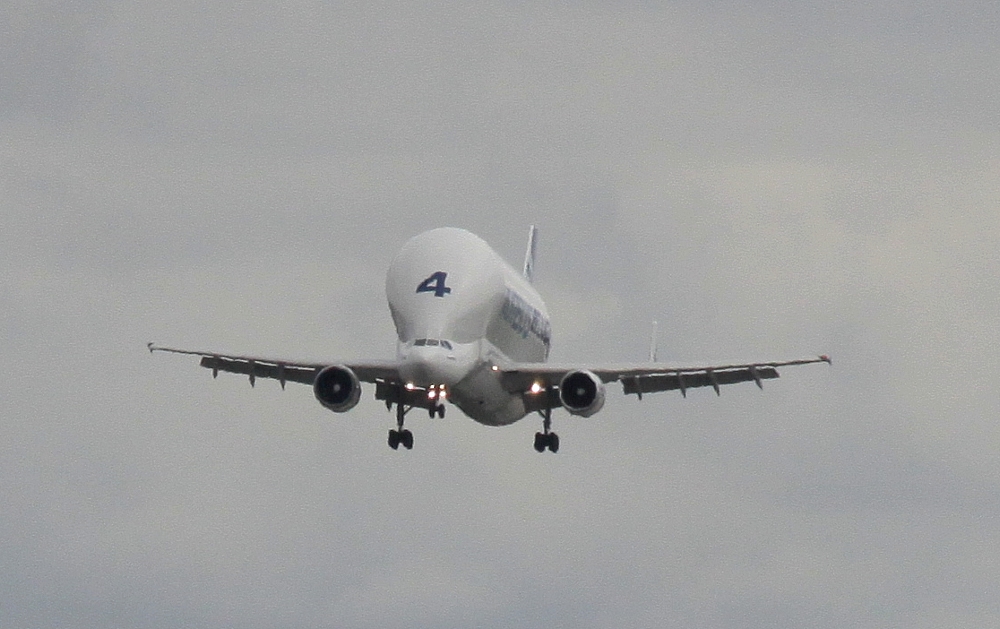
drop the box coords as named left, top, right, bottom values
left=147, top=343, right=401, bottom=388
left=500, top=355, right=830, bottom=399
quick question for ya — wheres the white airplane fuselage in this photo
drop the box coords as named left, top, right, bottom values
left=386, top=227, right=550, bottom=426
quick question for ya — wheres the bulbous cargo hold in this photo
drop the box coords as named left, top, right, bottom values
left=313, top=365, right=362, bottom=412
left=385, top=227, right=550, bottom=364
left=559, top=370, right=606, bottom=417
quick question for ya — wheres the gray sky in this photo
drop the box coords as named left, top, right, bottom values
left=2, top=1, right=998, bottom=627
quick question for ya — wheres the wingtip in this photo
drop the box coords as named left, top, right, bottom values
left=147, top=342, right=155, bottom=353
left=820, top=354, right=831, bottom=365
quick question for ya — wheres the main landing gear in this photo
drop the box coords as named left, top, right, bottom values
left=388, top=401, right=414, bottom=450
left=387, top=428, right=413, bottom=450
left=533, top=407, right=559, bottom=453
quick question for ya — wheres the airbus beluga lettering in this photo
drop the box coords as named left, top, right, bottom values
left=149, top=227, right=830, bottom=452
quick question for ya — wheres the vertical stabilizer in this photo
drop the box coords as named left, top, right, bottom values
left=522, top=225, right=538, bottom=283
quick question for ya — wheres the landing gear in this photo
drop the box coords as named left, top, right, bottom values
left=533, top=431, right=559, bottom=453
left=388, top=396, right=414, bottom=450
left=388, top=428, right=413, bottom=450
left=533, top=407, right=559, bottom=453
left=381, top=383, right=449, bottom=450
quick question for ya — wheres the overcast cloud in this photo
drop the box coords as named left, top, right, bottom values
left=2, top=1, right=998, bottom=627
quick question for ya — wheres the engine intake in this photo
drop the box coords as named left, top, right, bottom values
left=559, top=370, right=606, bottom=417
left=313, top=365, right=362, bottom=412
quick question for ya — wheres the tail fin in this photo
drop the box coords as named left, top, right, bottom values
left=522, top=225, right=538, bottom=283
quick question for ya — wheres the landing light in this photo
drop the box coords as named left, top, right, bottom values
left=530, top=382, right=544, bottom=394
left=491, top=365, right=499, bottom=371
left=426, top=385, right=447, bottom=400
left=405, top=382, right=415, bottom=391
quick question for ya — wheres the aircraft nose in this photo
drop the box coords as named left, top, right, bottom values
left=399, top=345, right=470, bottom=388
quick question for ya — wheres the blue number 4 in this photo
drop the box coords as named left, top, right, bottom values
left=416, top=271, right=452, bottom=297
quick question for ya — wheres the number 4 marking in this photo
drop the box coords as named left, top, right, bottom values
left=416, top=271, right=452, bottom=297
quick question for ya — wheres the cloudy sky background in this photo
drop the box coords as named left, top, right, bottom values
left=2, top=1, right=998, bottom=627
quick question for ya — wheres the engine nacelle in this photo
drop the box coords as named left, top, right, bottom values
left=559, top=370, right=606, bottom=417
left=313, top=365, right=362, bottom=413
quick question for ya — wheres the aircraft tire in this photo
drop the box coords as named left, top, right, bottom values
left=401, top=429, right=414, bottom=450
left=388, top=430, right=400, bottom=450
left=548, top=433, right=560, bottom=453
left=533, top=433, right=546, bottom=452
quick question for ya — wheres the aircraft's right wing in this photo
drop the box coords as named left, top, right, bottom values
left=147, top=343, right=401, bottom=388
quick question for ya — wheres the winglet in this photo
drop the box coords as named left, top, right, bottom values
left=522, top=225, right=538, bottom=283
left=820, top=354, right=832, bottom=365
left=148, top=342, right=156, bottom=353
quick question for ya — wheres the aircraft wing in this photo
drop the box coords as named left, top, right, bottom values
left=147, top=343, right=401, bottom=388
left=500, top=355, right=830, bottom=398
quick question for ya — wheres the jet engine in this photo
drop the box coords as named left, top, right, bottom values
left=313, top=365, right=362, bottom=412
left=558, top=370, right=606, bottom=417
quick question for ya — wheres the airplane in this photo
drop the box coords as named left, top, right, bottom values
left=149, top=227, right=829, bottom=453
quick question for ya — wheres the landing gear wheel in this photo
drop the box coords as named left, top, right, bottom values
left=427, top=403, right=446, bottom=419
left=547, top=433, right=560, bottom=453
left=533, top=432, right=559, bottom=453
left=388, top=429, right=400, bottom=450
left=533, top=432, right=546, bottom=453
left=400, top=429, right=414, bottom=450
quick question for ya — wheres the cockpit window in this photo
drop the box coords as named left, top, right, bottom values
left=412, top=338, right=452, bottom=350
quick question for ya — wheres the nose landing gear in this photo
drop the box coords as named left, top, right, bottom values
left=379, top=382, right=451, bottom=449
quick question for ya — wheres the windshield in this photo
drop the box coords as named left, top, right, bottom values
left=412, top=338, right=453, bottom=350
